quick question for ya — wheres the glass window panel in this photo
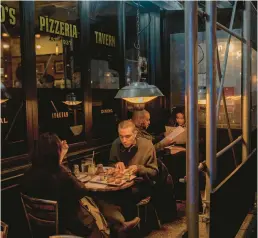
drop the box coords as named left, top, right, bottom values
left=170, top=29, right=243, bottom=128
left=35, top=1, right=85, bottom=144
left=1, top=1, right=28, bottom=158
left=91, top=2, right=121, bottom=143
left=90, top=1, right=119, bottom=89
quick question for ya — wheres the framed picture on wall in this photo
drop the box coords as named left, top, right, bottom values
left=54, top=61, right=64, bottom=74
left=36, top=62, right=45, bottom=75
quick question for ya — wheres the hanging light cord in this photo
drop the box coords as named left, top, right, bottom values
left=126, top=3, right=151, bottom=67
left=136, top=1, right=141, bottom=76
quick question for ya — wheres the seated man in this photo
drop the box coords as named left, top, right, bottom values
left=132, top=110, right=173, bottom=152
left=109, top=119, right=158, bottom=179
left=21, top=132, right=139, bottom=236
left=107, top=120, right=158, bottom=220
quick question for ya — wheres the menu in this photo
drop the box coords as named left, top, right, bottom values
left=165, top=126, right=185, bottom=140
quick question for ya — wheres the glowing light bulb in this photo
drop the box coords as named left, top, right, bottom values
left=55, top=43, right=59, bottom=55
left=2, top=44, right=10, bottom=49
left=2, top=33, right=9, bottom=37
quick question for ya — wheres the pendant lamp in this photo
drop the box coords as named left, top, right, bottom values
left=62, top=92, right=82, bottom=106
left=115, top=2, right=163, bottom=104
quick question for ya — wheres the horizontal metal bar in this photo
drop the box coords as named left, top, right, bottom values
left=197, top=9, right=246, bottom=43
left=216, top=22, right=246, bottom=43
left=216, top=136, right=243, bottom=158
left=213, top=148, right=257, bottom=193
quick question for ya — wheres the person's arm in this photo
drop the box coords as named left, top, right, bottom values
left=108, top=140, right=120, bottom=167
left=154, top=137, right=174, bottom=151
left=137, top=144, right=158, bottom=178
left=60, top=165, right=88, bottom=200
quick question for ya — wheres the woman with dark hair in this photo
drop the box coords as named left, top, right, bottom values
left=21, top=132, right=93, bottom=236
left=21, top=132, right=139, bottom=236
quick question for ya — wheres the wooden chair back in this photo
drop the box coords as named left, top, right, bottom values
left=21, top=193, right=58, bottom=238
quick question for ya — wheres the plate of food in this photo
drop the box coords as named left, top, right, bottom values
left=89, top=166, right=136, bottom=186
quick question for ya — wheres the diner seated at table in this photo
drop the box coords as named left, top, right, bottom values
left=109, top=119, right=158, bottom=179
left=21, top=132, right=140, bottom=237
left=103, top=120, right=158, bottom=223
left=132, top=110, right=174, bottom=152
left=164, top=107, right=186, bottom=147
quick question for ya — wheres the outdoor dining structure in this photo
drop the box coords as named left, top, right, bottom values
left=1, top=1, right=257, bottom=238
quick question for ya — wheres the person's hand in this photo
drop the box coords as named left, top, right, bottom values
left=61, top=140, right=69, bottom=154
left=60, top=140, right=69, bottom=163
left=128, top=165, right=138, bottom=174
left=115, top=162, right=125, bottom=172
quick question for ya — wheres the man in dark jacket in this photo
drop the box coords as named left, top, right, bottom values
left=109, top=120, right=158, bottom=179
left=106, top=120, right=158, bottom=221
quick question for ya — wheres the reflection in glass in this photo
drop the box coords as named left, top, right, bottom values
left=170, top=30, right=243, bottom=128
left=36, top=1, right=85, bottom=144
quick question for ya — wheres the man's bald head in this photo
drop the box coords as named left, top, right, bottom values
left=132, top=110, right=150, bottom=129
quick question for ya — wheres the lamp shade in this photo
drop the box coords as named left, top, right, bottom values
left=62, top=92, right=82, bottom=106
left=115, top=82, right=164, bottom=104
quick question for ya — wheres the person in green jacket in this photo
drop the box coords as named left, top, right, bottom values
left=132, top=110, right=174, bottom=151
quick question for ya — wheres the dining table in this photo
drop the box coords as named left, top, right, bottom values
left=76, top=167, right=136, bottom=192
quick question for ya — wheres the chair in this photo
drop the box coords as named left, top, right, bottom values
left=136, top=196, right=161, bottom=230
left=1, top=221, right=9, bottom=238
left=20, top=193, right=59, bottom=238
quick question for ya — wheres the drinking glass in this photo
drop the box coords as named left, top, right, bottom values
left=73, top=164, right=80, bottom=177
left=88, top=163, right=96, bottom=175
left=81, top=159, right=91, bottom=173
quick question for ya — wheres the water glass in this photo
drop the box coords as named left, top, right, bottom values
left=81, top=160, right=92, bottom=173
left=73, top=164, right=80, bottom=177
left=88, top=163, right=96, bottom=175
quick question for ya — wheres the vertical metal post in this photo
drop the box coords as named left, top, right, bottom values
left=205, top=2, right=217, bottom=235
left=242, top=1, right=251, bottom=161
left=79, top=1, right=92, bottom=142
left=206, top=1, right=217, bottom=190
left=118, top=1, right=127, bottom=119
left=185, top=2, right=199, bottom=237
left=20, top=1, right=38, bottom=153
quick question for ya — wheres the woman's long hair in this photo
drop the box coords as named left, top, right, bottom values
left=33, top=132, right=61, bottom=171
left=169, top=106, right=186, bottom=127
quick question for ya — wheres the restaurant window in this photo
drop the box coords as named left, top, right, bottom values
left=1, top=1, right=28, bottom=158
left=35, top=1, right=85, bottom=144
left=170, top=29, right=243, bottom=129
left=90, top=2, right=121, bottom=143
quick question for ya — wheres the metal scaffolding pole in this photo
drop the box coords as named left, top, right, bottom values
left=216, top=47, right=237, bottom=167
left=118, top=1, right=127, bottom=120
left=205, top=3, right=217, bottom=235
left=198, top=9, right=246, bottom=43
left=185, top=2, right=199, bottom=238
left=206, top=1, right=217, bottom=190
left=242, top=1, right=251, bottom=161
left=216, top=1, right=237, bottom=121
